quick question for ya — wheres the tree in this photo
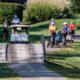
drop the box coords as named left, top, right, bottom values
left=71, top=0, right=80, bottom=13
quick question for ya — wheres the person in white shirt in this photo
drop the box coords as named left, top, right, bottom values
left=12, top=15, right=20, bottom=24
left=12, top=15, right=20, bottom=34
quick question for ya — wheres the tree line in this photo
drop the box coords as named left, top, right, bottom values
left=71, top=0, right=80, bottom=13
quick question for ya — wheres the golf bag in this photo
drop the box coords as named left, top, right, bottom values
left=66, top=29, right=72, bottom=41
left=47, top=31, right=56, bottom=47
left=55, top=30, right=63, bottom=47
left=55, top=30, right=62, bottom=43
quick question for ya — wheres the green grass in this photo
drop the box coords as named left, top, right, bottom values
left=45, top=41, right=80, bottom=80
left=0, top=63, right=20, bottom=80
left=72, top=14, right=80, bottom=19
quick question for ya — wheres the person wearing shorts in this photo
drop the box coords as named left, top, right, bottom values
left=3, top=20, right=9, bottom=41
left=69, top=21, right=75, bottom=42
left=63, top=22, right=68, bottom=45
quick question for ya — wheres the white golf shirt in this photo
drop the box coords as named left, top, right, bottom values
left=12, top=18, right=20, bottom=24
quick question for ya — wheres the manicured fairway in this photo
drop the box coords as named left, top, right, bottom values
left=45, top=41, right=80, bottom=80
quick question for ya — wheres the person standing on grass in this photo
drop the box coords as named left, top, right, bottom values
left=69, top=21, right=75, bottom=42
left=49, top=18, right=56, bottom=36
left=3, top=20, right=9, bottom=42
left=47, top=18, right=56, bottom=47
left=63, top=22, right=68, bottom=45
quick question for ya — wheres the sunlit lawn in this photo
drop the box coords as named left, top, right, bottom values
left=45, top=41, right=80, bottom=80
left=0, top=63, right=20, bottom=80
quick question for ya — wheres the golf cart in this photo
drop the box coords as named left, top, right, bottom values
left=10, top=24, right=30, bottom=43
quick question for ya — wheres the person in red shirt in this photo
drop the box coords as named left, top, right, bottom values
left=69, top=21, right=75, bottom=42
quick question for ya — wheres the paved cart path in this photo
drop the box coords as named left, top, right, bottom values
left=0, top=43, right=7, bottom=63
left=8, top=43, right=66, bottom=80
left=1, top=34, right=80, bottom=80
left=46, top=34, right=80, bottom=52
left=9, top=63, right=66, bottom=80
left=7, top=44, right=44, bottom=63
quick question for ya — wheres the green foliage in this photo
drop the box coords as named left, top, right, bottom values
left=71, top=0, right=80, bottom=13
left=52, top=7, right=61, bottom=18
left=0, top=3, right=23, bottom=23
left=61, top=7, right=73, bottom=18
left=24, top=3, right=61, bottom=23
left=72, top=13, right=80, bottom=19
left=74, top=19, right=80, bottom=29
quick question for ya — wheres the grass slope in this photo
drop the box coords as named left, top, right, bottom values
left=30, top=19, right=73, bottom=43
left=45, top=41, right=80, bottom=80
left=0, top=63, right=20, bottom=80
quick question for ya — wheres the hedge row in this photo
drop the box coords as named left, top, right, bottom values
left=23, top=3, right=61, bottom=23
left=23, top=3, right=72, bottom=23
left=0, top=3, right=23, bottom=23
left=71, top=0, right=80, bottom=13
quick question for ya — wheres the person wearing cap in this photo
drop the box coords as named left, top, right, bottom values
left=12, top=15, right=20, bottom=34
left=69, top=21, right=75, bottom=42
left=47, top=19, right=56, bottom=47
left=49, top=18, right=56, bottom=36
left=63, top=22, right=68, bottom=45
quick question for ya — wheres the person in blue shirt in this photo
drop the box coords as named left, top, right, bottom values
left=63, top=22, right=68, bottom=45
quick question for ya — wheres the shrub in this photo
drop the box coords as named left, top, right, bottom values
left=74, top=19, right=80, bottom=29
left=24, top=3, right=61, bottom=23
left=0, top=3, right=23, bottom=23
left=71, top=0, right=80, bottom=13
left=61, top=7, right=73, bottom=18
left=27, top=0, right=71, bottom=10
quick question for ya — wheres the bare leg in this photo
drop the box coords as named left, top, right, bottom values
left=3, top=33, right=5, bottom=41
left=72, top=34, right=74, bottom=40
left=64, top=35, right=67, bottom=45
left=72, top=34, right=74, bottom=43
left=14, top=28, right=18, bottom=34
left=6, top=32, right=8, bottom=41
